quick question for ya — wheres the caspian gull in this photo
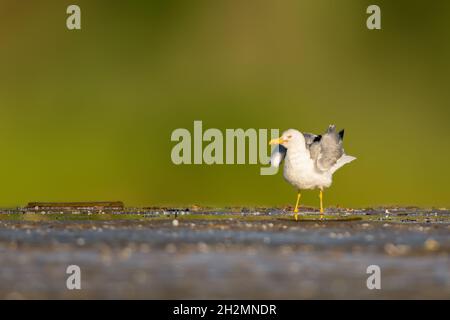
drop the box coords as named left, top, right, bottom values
left=269, top=125, right=356, bottom=220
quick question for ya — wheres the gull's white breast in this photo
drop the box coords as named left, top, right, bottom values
left=283, top=149, right=332, bottom=190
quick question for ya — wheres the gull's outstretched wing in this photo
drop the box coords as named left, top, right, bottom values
left=329, top=154, right=356, bottom=174
left=315, top=125, right=345, bottom=172
left=270, top=145, right=287, bottom=168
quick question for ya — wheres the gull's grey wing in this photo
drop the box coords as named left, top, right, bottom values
left=315, top=125, right=345, bottom=172
left=303, top=132, right=321, bottom=146
left=303, top=132, right=322, bottom=161
left=270, top=145, right=287, bottom=168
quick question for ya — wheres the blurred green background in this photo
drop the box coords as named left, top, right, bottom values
left=1, top=0, right=449, bottom=208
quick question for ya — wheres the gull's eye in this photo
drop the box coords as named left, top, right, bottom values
left=287, top=135, right=292, bottom=139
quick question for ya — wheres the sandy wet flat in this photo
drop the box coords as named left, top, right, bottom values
left=0, top=210, right=449, bottom=299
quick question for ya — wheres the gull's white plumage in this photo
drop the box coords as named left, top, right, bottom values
left=284, top=144, right=333, bottom=190
left=269, top=125, right=356, bottom=218
left=271, top=126, right=355, bottom=190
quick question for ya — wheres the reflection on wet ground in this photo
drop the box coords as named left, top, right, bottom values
left=0, top=210, right=449, bottom=299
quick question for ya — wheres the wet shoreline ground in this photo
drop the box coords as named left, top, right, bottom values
left=0, top=208, right=449, bottom=299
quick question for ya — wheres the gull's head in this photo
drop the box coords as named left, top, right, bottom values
left=269, top=129, right=305, bottom=149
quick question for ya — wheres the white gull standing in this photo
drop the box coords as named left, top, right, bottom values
left=269, top=125, right=356, bottom=220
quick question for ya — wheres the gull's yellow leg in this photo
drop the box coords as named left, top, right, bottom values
left=319, top=190, right=324, bottom=219
left=293, top=191, right=301, bottom=221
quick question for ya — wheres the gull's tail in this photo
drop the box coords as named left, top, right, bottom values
left=329, top=154, right=356, bottom=174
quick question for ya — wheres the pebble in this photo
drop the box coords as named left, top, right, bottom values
left=197, top=242, right=209, bottom=253
left=384, top=243, right=410, bottom=256
left=424, top=238, right=440, bottom=251
left=172, top=219, right=179, bottom=227
left=119, top=247, right=132, bottom=261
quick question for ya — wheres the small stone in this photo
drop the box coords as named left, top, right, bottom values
left=119, top=247, right=132, bottom=261
left=384, top=243, right=410, bottom=256
left=172, top=219, right=179, bottom=227
left=424, top=238, right=439, bottom=251
left=197, top=242, right=209, bottom=253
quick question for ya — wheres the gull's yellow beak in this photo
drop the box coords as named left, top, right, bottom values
left=269, top=137, right=286, bottom=145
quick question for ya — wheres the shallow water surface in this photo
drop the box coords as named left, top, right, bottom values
left=0, top=212, right=449, bottom=299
